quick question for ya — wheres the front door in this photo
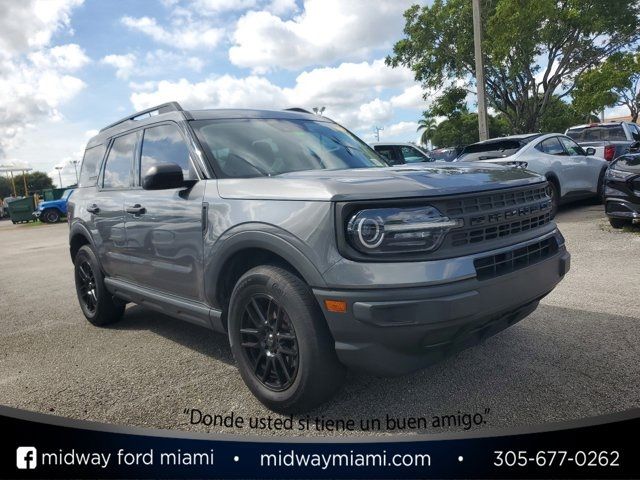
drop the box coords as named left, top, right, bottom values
left=123, top=123, right=205, bottom=302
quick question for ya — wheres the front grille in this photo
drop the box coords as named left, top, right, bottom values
left=474, top=237, right=558, bottom=280
left=450, top=212, right=552, bottom=246
left=444, top=185, right=550, bottom=216
left=441, top=185, right=553, bottom=249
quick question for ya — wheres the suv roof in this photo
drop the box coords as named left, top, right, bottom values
left=87, top=102, right=322, bottom=148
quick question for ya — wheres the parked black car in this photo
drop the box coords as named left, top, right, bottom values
left=604, top=153, right=640, bottom=228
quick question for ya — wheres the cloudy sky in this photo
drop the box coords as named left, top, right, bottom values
left=0, top=0, right=433, bottom=187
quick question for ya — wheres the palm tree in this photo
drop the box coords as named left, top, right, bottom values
left=416, top=117, right=437, bottom=148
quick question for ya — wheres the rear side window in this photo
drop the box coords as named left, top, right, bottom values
left=566, top=125, right=627, bottom=142
left=374, top=146, right=398, bottom=164
left=78, top=145, right=106, bottom=187
left=102, top=132, right=137, bottom=189
left=536, top=137, right=565, bottom=155
left=140, top=124, right=196, bottom=181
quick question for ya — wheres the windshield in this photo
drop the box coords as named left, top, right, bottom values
left=62, top=189, right=73, bottom=199
left=457, top=139, right=527, bottom=162
left=191, top=118, right=388, bottom=178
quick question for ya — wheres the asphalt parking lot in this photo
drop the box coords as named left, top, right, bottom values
left=0, top=203, right=638, bottom=437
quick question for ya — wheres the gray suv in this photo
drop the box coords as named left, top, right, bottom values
left=69, top=102, right=570, bottom=412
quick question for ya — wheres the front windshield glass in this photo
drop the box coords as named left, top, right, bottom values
left=191, top=118, right=388, bottom=178
left=62, top=189, right=73, bottom=199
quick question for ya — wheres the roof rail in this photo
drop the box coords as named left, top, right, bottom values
left=100, top=102, right=184, bottom=132
left=284, top=107, right=313, bottom=114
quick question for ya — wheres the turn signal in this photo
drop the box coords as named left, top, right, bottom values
left=324, top=300, right=347, bottom=313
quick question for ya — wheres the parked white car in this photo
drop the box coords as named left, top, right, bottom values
left=455, top=133, right=609, bottom=215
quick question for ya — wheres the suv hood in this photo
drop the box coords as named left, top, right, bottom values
left=37, top=199, right=64, bottom=210
left=217, top=163, right=544, bottom=201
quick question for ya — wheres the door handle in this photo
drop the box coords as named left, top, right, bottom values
left=126, top=204, right=146, bottom=215
left=87, top=204, right=100, bottom=214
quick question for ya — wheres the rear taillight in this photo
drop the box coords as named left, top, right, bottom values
left=604, top=145, right=615, bottom=161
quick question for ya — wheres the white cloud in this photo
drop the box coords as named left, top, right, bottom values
left=229, top=0, right=413, bottom=73
left=390, top=85, right=426, bottom=110
left=29, top=43, right=89, bottom=71
left=194, top=0, right=258, bottom=13
left=130, top=58, right=424, bottom=133
left=102, top=50, right=203, bottom=80
left=121, top=15, right=224, bottom=50
left=101, top=53, right=136, bottom=80
left=0, top=0, right=83, bottom=55
left=0, top=1, right=87, bottom=158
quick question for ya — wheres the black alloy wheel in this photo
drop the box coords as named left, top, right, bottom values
left=239, top=294, right=298, bottom=391
left=77, top=260, right=98, bottom=314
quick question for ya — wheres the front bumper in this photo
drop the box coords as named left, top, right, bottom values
left=32, top=210, right=42, bottom=218
left=314, top=232, right=570, bottom=376
left=605, top=198, right=640, bottom=221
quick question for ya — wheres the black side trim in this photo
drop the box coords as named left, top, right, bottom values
left=103, top=277, right=224, bottom=332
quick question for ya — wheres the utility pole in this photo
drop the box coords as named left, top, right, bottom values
left=373, top=126, right=384, bottom=142
left=71, top=160, right=79, bottom=184
left=472, top=0, right=489, bottom=141
left=55, top=166, right=63, bottom=188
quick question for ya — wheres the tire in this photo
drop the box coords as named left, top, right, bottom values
left=547, top=180, right=560, bottom=218
left=228, top=265, right=345, bottom=413
left=74, top=245, right=125, bottom=326
left=608, top=217, right=628, bottom=229
left=41, top=209, right=60, bottom=223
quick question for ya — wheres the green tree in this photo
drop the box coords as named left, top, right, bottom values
left=12, top=171, right=54, bottom=196
left=387, top=0, right=640, bottom=133
left=573, top=52, right=640, bottom=122
left=416, top=117, right=437, bottom=146
left=430, top=112, right=510, bottom=147
left=539, top=95, right=599, bottom=133
left=0, top=176, right=13, bottom=198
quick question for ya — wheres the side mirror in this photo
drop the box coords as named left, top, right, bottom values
left=629, top=141, right=640, bottom=152
left=142, top=163, right=185, bottom=190
left=585, top=147, right=596, bottom=156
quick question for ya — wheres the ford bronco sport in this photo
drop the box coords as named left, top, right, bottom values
left=68, top=102, right=570, bottom=412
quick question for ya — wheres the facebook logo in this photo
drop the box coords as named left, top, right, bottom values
left=16, top=447, right=37, bottom=469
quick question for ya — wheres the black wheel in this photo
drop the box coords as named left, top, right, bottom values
left=547, top=180, right=559, bottom=218
left=608, top=217, right=628, bottom=229
left=74, top=245, right=125, bottom=326
left=41, top=209, right=60, bottom=223
left=228, top=265, right=345, bottom=413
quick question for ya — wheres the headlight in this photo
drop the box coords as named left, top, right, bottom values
left=606, top=168, right=635, bottom=181
left=346, top=206, right=462, bottom=254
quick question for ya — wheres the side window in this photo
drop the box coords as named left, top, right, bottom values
left=102, top=132, right=137, bottom=189
left=140, top=124, right=196, bottom=181
left=558, top=136, right=585, bottom=156
left=400, top=145, right=426, bottom=163
left=78, top=145, right=106, bottom=187
left=374, top=146, right=399, bottom=164
left=537, top=137, right=565, bottom=155
left=628, top=124, right=640, bottom=141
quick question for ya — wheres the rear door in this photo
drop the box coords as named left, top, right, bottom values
left=93, top=131, right=138, bottom=277
left=122, top=122, right=206, bottom=302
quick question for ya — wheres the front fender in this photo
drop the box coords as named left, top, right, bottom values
left=204, top=224, right=328, bottom=308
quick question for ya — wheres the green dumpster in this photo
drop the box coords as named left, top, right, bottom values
left=7, top=197, right=36, bottom=224
left=42, top=188, right=67, bottom=201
